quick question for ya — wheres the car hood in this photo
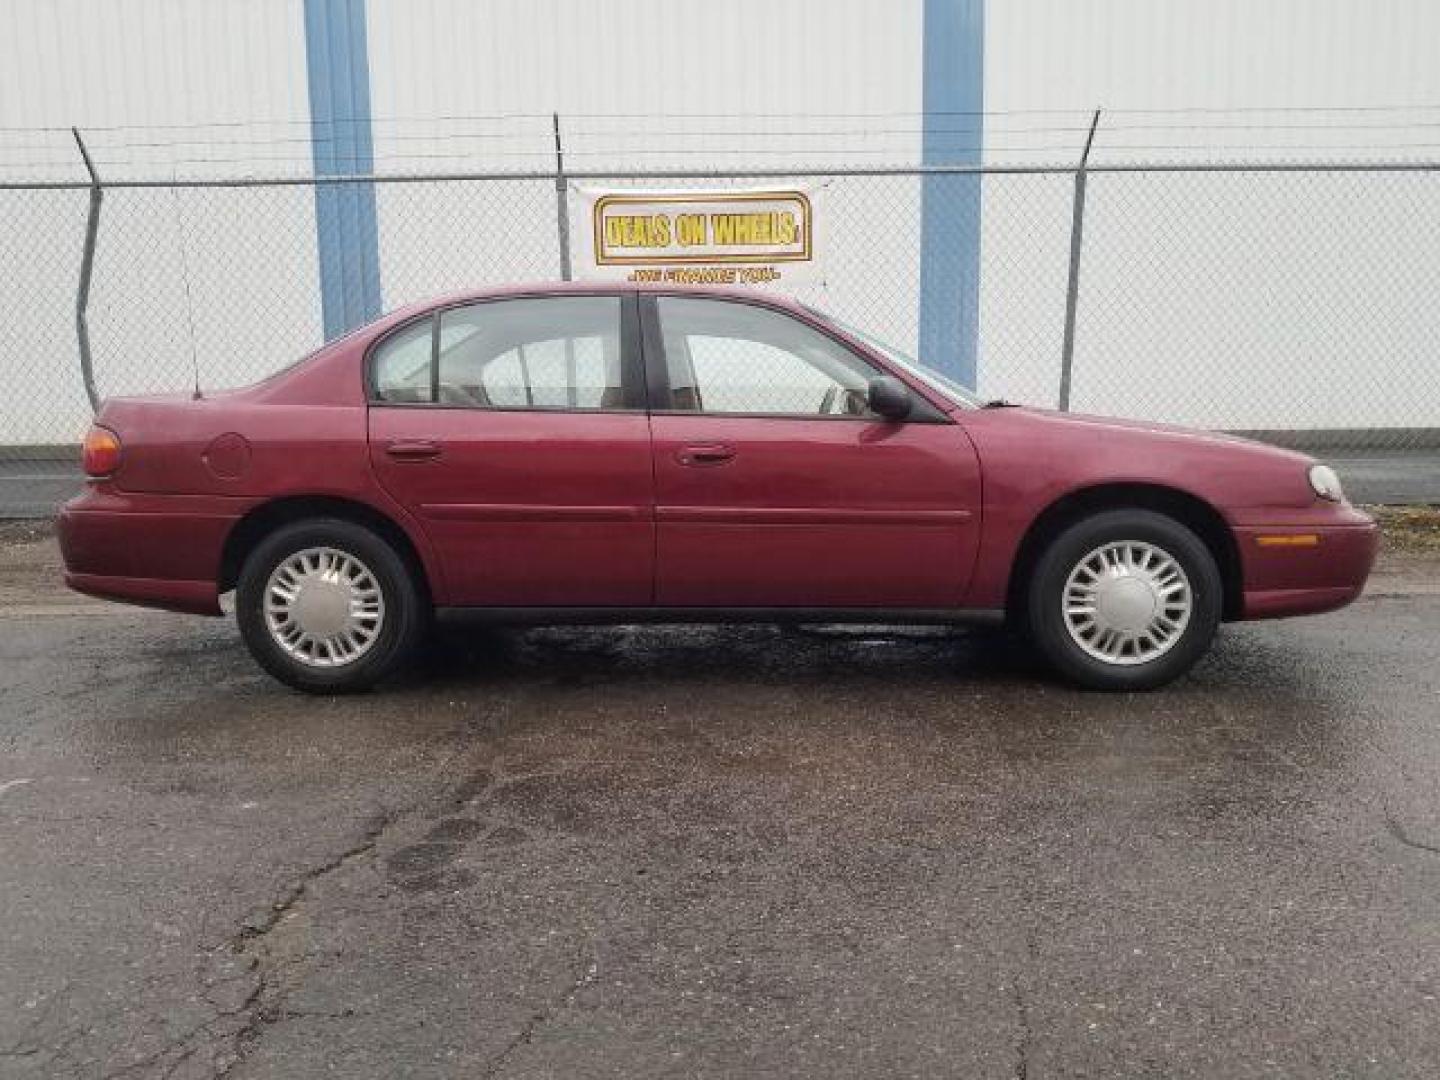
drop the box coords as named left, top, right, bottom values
left=954, top=404, right=1329, bottom=512
left=992, top=405, right=1315, bottom=464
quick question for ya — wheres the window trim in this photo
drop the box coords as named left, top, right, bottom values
left=428, top=309, right=441, bottom=403
left=365, top=290, right=645, bottom=412
left=637, top=292, right=952, bottom=424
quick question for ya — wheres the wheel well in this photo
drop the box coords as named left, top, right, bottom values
left=1005, top=483, right=1243, bottom=621
left=218, top=495, right=431, bottom=601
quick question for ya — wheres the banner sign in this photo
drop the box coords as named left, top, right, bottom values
left=572, top=186, right=821, bottom=286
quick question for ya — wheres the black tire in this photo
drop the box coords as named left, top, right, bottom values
left=1025, top=509, right=1222, bottom=691
left=236, top=518, right=425, bottom=693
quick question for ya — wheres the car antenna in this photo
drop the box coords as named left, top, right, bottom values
left=169, top=181, right=204, bottom=400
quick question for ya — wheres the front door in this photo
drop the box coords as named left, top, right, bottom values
left=368, top=292, right=654, bottom=606
left=643, top=295, right=982, bottom=609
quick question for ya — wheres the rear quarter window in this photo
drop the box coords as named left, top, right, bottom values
left=372, top=318, right=434, bottom=403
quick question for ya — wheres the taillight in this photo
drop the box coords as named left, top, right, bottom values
left=82, top=425, right=123, bottom=477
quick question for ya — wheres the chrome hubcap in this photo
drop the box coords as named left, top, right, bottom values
left=264, top=547, right=385, bottom=668
left=1062, top=541, right=1192, bottom=666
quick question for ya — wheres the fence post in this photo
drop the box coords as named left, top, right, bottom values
left=1057, top=109, right=1101, bottom=412
left=553, top=112, right=572, bottom=282
left=73, top=127, right=102, bottom=414
left=553, top=112, right=578, bottom=405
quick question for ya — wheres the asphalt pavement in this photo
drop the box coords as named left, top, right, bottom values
left=3, top=526, right=1440, bottom=1078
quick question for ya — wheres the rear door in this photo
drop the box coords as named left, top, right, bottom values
left=643, top=294, right=982, bottom=609
left=368, top=292, right=654, bottom=606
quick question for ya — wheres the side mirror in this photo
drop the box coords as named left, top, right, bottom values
left=867, top=376, right=913, bottom=421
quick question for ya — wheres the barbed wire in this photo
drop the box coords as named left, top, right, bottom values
left=8, top=102, right=1440, bottom=135
left=8, top=109, right=1440, bottom=183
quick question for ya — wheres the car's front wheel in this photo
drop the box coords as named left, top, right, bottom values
left=1026, top=509, right=1222, bottom=690
left=236, top=518, right=424, bottom=693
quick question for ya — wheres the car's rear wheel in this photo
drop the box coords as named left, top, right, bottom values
left=236, top=518, right=423, bottom=693
left=1026, top=509, right=1222, bottom=690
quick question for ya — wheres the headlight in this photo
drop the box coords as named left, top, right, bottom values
left=1309, top=463, right=1344, bottom=502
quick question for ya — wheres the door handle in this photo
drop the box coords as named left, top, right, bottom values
left=676, top=443, right=736, bottom=467
left=385, top=439, right=442, bottom=462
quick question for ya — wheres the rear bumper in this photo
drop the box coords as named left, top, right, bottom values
left=64, top=571, right=221, bottom=616
left=1233, top=506, right=1380, bottom=620
left=57, top=486, right=243, bottom=616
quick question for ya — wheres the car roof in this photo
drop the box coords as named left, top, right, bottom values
left=406, top=280, right=814, bottom=314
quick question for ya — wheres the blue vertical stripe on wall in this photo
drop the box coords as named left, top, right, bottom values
left=919, top=0, right=984, bottom=386
left=303, top=0, right=381, bottom=340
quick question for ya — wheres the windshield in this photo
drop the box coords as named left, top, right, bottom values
left=802, top=305, right=983, bottom=409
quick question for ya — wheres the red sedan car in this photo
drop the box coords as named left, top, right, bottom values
left=59, top=284, right=1378, bottom=693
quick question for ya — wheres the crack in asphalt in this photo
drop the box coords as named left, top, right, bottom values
left=254, top=1007, right=359, bottom=1025
left=0, top=760, right=481, bottom=1080
left=81, top=743, right=510, bottom=1078
left=236, top=808, right=395, bottom=942
left=0, top=978, right=71, bottom=1062
left=1012, top=976, right=1033, bottom=1080
left=1010, top=913, right=1038, bottom=1080
left=209, top=808, right=401, bottom=1078
left=97, top=974, right=266, bottom=1080
left=1383, top=804, right=1440, bottom=857
left=480, top=957, right=600, bottom=1079
left=197, top=738, right=488, bottom=1077
left=71, top=807, right=403, bottom=1080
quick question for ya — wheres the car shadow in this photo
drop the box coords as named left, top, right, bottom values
left=404, top=620, right=1048, bottom=693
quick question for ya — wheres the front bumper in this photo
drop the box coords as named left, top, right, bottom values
left=57, top=486, right=246, bottom=616
left=1231, top=504, right=1380, bottom=620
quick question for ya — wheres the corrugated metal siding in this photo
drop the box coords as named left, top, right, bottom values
left=0, top=0, right=312, bottom=181
left=365, top=0, right=925, bottom=172
left=367, top=0, right=921, bottom=120
left=986, top=0, right=1440, bottom=157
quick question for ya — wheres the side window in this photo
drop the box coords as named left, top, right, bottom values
left=656, top=297, right=880, bottom=416
left=437, top=296, right=625, bottom=410
left=370, top=296, right=627, bottom=410
left=372, top=318, right=434, bottom=404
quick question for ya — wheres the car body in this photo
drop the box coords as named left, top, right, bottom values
left=59, top=283, right=1379, bottom=692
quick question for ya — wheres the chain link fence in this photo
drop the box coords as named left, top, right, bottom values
left=2, top=159, right=1438, bottom=460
